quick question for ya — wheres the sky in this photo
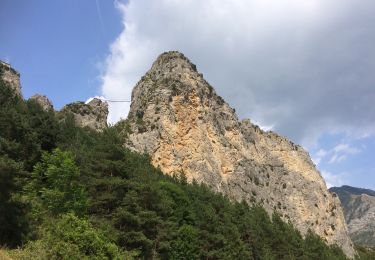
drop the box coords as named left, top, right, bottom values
left=1, top=0, right=374, bottom=190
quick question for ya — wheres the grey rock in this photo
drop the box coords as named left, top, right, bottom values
left=29, top=94, right=54, bottom=111
left=0, top=60, right=22, bottom=98
left=59, top=98, right=108, bottom=131
left=330, top=186, right=375, bottom=247
left=124, top=51, right=355, bottom=258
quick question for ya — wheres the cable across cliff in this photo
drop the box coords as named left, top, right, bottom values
left=98, top=98, right=131, bottom=103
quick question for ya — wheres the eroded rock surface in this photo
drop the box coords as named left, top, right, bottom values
left=29, top=94, right=54, bottom=111
left=0, top=61, right=22, bottom=98
left=330, top=186, right=375, bottom=247
left=59, top=98, right=108, bottom=131
left=125, top=51, right=355, bottom=257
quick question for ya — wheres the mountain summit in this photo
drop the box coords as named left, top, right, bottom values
left=124, top=51, right=355, bottom=257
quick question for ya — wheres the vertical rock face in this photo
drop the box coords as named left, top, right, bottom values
left=59, top=98, right=108, bottom=131
left=125, top=51, right=355, bottom=257
left=29, top=94, right=54, bottom=111
left=330, top=186, right=375, bottom=247
left=0, top=61, right=22, bottom=98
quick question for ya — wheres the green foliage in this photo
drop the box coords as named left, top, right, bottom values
left=13, top=213, right=126, bottom=260
left=170, top=225, right=200, bottom=260
left=28, top=149, right=87, bottom=217
left=0, top=80, right=58, bottom=171
left=37, top=213, right=124, bottom=259
left=0, top=78, right=357, bottom=259
left=0, top=156, right=28, bottom=247
left=302, top=230, right=347, bottom=260
left=355, top=245, right=375, bottom=260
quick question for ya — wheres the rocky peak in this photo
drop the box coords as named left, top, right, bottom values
left=59, top=98, right=108, bottom=131
left=0, top=60, right=22, bottom=98
left=149, top=51, right=198, bottom=77
left=128, top=51, right=231, bottom=126
left=125, top=51, right=355, bottom=258
left=29, top=94, right=54, bottom=111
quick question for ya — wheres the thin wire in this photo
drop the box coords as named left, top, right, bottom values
left=98, top=98, right=131, bottom=103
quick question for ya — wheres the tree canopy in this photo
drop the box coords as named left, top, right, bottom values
left=0, top=77, right=370, bottom=259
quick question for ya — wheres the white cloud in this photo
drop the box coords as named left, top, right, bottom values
left=85, top=96, right=106, bottom=104
left=314, top=143, right=361, bottom=165
left=252, top=120, right=274, bottom=132
left=312, top=148, right=328, bottom=165
left=100, top=0, right=375, bottom=147
left=317, top=149, right=328, bottom=158
left=328, top=154, right=347, bottom=164
left=321, top=170, right=347, bottom=188
left=333, top=144, right=360, bottom=155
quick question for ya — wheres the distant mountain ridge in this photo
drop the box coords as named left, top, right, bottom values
left=330, top=185, right=375, bottom=197
left=330, top=186, right=375, bottom=247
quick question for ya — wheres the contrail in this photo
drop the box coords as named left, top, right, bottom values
left=95, top=0, right=105, bottom=37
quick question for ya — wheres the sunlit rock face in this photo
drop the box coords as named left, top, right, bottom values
left=29, top=94, right=54, bottom=111
left=59, top=98, right=108, bottom=131
left=0, top=61, right=22, bottom=98
left=125, top=51, right=355, bottom=258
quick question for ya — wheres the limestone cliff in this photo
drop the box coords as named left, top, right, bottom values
left=125, top=51, right=355, bottom=257
left=29, top=94, right=54, bottom=111
left=0, top=61, right=22, bottom=98
left=59, top=98, right=108, bottom=131
left=330, top=186, right=375, bottom=247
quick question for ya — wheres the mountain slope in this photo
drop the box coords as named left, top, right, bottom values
left=0, top=71, right=351, bottom=259
left=124, top=51, right=355, bottom=257
left=330, top=186, right=375, bottom=247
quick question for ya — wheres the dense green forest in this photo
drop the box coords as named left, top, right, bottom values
left=0, top=75, right=374, bottom=259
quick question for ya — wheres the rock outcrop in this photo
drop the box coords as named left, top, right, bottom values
left=330, top=186, right=375, bottom=247
left=124, top=51, right=355, bottom=257
left=0, top=61, right=22, bottom=98
left=0, top=60, right=108, bottom=132
left=59, top=98, right=108, bottom=131
left=29, top=94, right=54, bottom=111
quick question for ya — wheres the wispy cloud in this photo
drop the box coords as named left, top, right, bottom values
left=312, top=149, right=328, bottom=165
left=321, top=170, right=347, bottom=188
left=313, top=143, right=361, bottom=165
left=95, top=0, right=105, bottom=37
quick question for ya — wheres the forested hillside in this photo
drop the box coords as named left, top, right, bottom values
left=0, top=73, right=373, bottom=259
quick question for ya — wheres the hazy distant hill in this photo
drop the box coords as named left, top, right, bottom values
left=330, top=186, right=375, bottom=247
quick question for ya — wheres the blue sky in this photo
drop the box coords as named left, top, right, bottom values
left=1, top=0, right=374, bottom=190
left=0, top=0, right=122, bottom=108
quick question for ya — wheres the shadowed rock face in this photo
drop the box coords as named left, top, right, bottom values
left=0, top=61, right=22, bottom=98
left=330, top=186, right=375, bottom=247
left=124, top=51, right=355, bottom=258
left=29, top=94, right=54, bottom=111
left=59, top=98, right=108, bottom=131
